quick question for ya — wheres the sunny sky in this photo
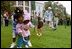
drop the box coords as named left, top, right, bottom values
left=36, top=1, right=71, bottom=15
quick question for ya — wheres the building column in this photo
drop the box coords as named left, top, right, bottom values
left=23, top=1, right=25, bottom=12
left=16, top=1, right=18, bottom=7
left=29, top=1, right=31, bottom=16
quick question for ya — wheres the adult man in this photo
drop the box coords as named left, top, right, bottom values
left=44, top=7, right=54, bottom=29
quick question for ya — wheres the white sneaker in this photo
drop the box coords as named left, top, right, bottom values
left=40, top=33, right=42, bottom=36
left=25, top=45, right=29, bottom=48
left=17, top=47, right=22, bottom=48
left=37, top=33, right=40, bottom=36
left=28, top=41, right=32, bottom=47
left=37, top=33, right=41, bottom=37
left=37, top=33, right=38, bottom=36
left=10, top=43, right=16, bottom=48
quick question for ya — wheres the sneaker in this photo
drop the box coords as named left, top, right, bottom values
left=28, top=41, right=32, bottom=47
left=25, top=45, right=29, bottom=48
left=10, top=43, right=16, bottom=48
left=17, top=47, right=22, bottom=48
left=37, top=33, right=38, bottom=36
left=37, top=33, right=40, bottom=36
left=38, top=34, right=41, bottom=37
left=37, top=33, right=41, bottom=37
left=40, top=33, right=42, bottom=36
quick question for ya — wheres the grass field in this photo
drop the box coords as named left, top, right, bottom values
left=1, top=24, right=71, bottom=48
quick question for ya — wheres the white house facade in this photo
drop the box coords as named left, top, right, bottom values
left=12, top=1, right=31, bottom=15
left=35, top=1, right=44, bottom=17
left=11, top=1, right=44, bottom=17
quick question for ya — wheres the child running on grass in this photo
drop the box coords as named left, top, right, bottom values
left=10, top=7, right=23, bottom=48
left=16, top=10, right=35, bottom=48
left=36, top=13, right=43, bottom=36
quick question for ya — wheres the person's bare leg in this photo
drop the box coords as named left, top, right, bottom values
left=39, top=28, right=42, bottom=36
left=37, top=29, right=39, bottom=36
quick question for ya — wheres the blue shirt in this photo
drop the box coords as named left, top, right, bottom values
left=44, top=10, right=53, bottom=19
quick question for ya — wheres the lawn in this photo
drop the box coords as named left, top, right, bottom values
left=1, top=24, right=71, bottom=48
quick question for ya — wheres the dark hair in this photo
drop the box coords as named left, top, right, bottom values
left=14, top=7, right=23, bottom=21
left=23, top=20, right=30, bottom=25
left=16, top=14, right=23, bottom=22
left=14, top=7, right=23, bottom=15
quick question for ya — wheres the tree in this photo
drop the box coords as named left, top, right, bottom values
left=1, top=1, right=15, bottom=16
left=44, top=1, right=68, bottom=20
left=44, top=1, right=52, bottom=10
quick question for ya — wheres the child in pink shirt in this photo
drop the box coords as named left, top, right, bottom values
left=16, top=10, right=34, bottom=48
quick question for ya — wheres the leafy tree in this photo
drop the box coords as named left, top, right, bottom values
left=44, top=1, right=52, bottom=10
left=1, top=1, right=15, bottom=16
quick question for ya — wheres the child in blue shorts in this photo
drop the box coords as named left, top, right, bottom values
left=10, top=7, right=23, bottom=48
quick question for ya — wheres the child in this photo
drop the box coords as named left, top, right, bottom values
left=16, top=10, right=34, bottom=48
left=36, top=13, right=43, bottom=36
left=10, top=7, right=23, bottom=48
left=23, top=10, right=34, bottom=47
left=16, top=14, right=25, bottom=48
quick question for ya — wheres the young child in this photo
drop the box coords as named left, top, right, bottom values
left=16, top=14, right=25, bottom=48
left=23, top=10, right=35, bottom=47
left=10, top=7, right=23, bottom=48
left=36, top=13, right=43, bottom=36
left=16, top=10, right=34, bottom=48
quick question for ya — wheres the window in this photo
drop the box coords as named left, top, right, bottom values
left=18, top=1, right=23, bottom=5
left=25, top=1, right=29, bottom=6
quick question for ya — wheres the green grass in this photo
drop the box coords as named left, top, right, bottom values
left=1, top=24, right=71, bottom=48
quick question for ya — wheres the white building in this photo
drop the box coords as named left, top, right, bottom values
left=35, top=1, right=44, bottom=17
left=12, top=1, right=31, bottom=15
left=11, top=1, right=44, bottom=17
